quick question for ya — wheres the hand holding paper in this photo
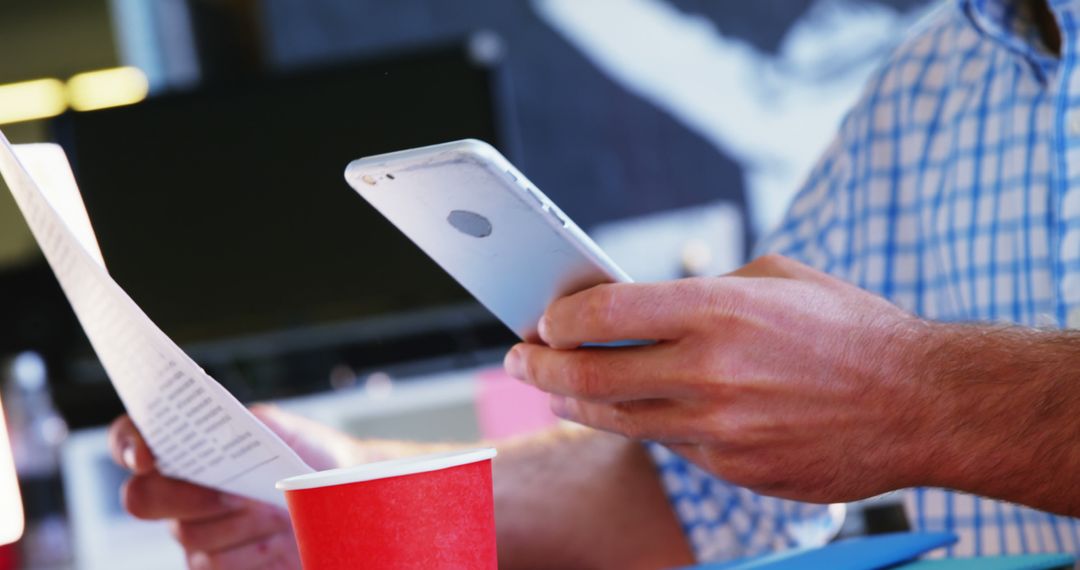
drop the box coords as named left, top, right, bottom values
left=0, top=130, right=313, bottom=506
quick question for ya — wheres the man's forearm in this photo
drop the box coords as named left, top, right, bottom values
left=493, top=426, right=694, bottom=570
left=911, top=323, right=1080, bottom=516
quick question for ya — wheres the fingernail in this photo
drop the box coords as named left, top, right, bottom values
left=189, top=552, right=210, bottom=570
left=550, top=395, right=569, bottom=418
left=219, top=493, right=246, bottom=510
left=122, top=439, right=137, bottom=471
left=504, top=346, right=526, bottom=380
left=538, top=315, right=551, bottom=344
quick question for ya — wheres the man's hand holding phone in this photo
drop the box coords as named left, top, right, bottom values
left=504, top=254, right=941, bottom=504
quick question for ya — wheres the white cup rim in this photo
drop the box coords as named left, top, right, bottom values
left=275, top=447, right=497, bottom=492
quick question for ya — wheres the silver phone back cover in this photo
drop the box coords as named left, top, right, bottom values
left=345, top=140, right=630, bottom=341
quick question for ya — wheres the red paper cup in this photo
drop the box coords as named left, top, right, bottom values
left=277, top=448, right=497, bottom=570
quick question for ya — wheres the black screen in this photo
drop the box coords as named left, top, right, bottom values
left=52, top=47, right=502, bottom=345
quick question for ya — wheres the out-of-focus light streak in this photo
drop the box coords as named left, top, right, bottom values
left=0, top=78, right=66, bottom=125
left=0, top=392, right=24, bottom=546
left=67, top=66, right=149, bottom=112
left=0, top=67, right=150, bottom=125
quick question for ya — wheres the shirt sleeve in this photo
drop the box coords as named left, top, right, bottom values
left=754, top=129, right=855, bottom=265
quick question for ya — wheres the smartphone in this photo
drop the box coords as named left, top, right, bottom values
left=344, top=139, right=632, bottom=342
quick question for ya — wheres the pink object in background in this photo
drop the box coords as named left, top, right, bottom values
left=475, top=367, right=559, bottom=439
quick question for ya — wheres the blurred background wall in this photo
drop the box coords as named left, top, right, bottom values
left=261, top=0, right=928, bottom=234
left=0, top=1, right=117, bottom=269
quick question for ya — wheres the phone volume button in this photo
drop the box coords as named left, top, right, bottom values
left=524, top=187, right=546, bottom=207
left=546, top=205, right=567, bottom=227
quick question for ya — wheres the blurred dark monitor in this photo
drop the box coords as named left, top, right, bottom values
left=50, top=44, right=509, bottom=348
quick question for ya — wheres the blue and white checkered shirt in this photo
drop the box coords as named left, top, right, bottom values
left=651, top=0, right=1080, bottom=561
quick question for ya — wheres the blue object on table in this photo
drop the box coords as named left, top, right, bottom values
left=682, top=531, right=958, bottom=570
left=897, top=553, right=1075, bottom=569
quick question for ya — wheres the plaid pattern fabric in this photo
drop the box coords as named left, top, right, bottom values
left=652, top=0, right=1080, bottom=561
left=648, top=444, right=843, bottom=561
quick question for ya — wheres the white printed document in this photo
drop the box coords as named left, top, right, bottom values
left=0, top=131, right=313, bottom=506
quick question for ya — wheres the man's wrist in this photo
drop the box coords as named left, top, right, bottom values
left=901, top=322, right=1080, bottom=515
left=870, top=317, right=957, bottom=491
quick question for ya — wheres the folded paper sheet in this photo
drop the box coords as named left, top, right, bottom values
left=0, top=132, right=312, bottom=506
